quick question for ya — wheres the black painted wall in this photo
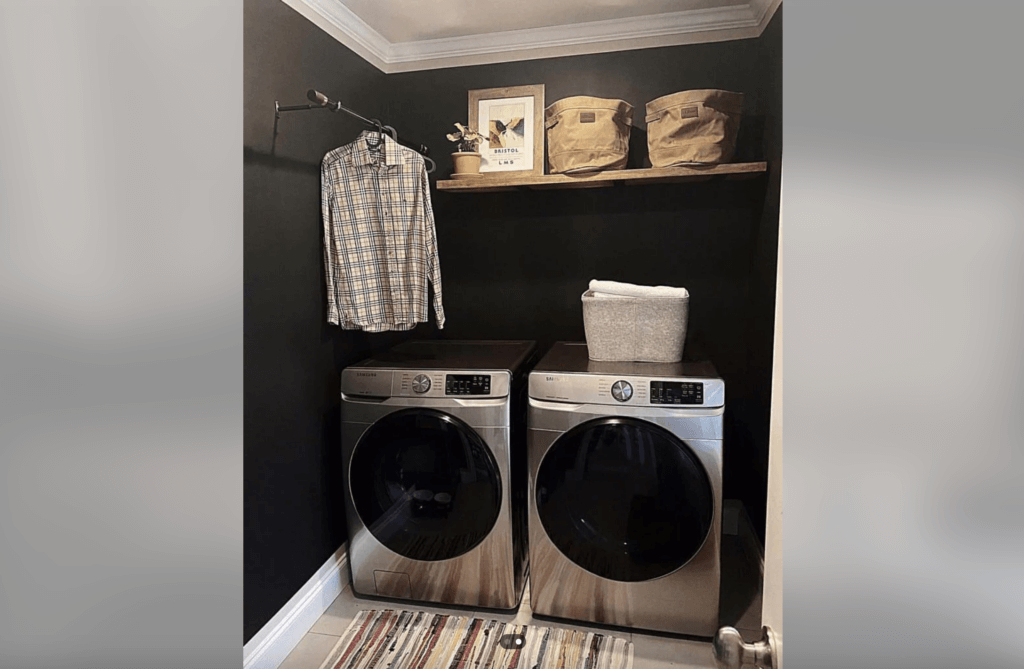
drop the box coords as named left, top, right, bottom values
left=243, top=0, right=417, bottom=643
left=244, top=0, right=781, bottom=644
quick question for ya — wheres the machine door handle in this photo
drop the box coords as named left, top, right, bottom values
left=712, top=626, right=776, bottom=669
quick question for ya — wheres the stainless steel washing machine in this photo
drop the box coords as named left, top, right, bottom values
left=341, top=340, right=536, bottom=610
left=527, top=342, right=724, bottom=636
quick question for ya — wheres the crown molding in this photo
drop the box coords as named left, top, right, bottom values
left=283, top=0, right=781, bottom=74
left=280, top=0, right=391, bottom=71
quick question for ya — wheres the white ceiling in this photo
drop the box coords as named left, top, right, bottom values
left=282, top=0, right=782, bottom=73
left=339, top=0, right=752, bottom=43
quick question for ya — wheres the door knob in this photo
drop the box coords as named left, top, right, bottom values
left=712, top=626, right=776, bottom=669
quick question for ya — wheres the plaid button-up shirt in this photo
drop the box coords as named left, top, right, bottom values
left=321, top=131, right=445, bottom=332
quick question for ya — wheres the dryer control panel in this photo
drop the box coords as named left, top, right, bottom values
left=529, top=373, right=724, bottom=408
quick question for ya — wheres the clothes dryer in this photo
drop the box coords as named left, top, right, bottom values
left=527, top=342, right=724, bottom=635
left=341, top=340, right=535, bottom=609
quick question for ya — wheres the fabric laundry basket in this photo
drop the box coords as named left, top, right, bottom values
left=545, top=96, right=633, bottom=174
left=582, top=287, right=689, bottom=363
left=645, top=89, right=744, bottom=167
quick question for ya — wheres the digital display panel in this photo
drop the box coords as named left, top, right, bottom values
left=650, top=381, right=704, bottom=405
left=445, top=374, right=491, bottom=395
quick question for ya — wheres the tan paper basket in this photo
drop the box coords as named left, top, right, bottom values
left=545, top=96, right=633, bottom=174
left=581, top=290, right=689, bottom=362
left=645, top=89, right=744, bottom=167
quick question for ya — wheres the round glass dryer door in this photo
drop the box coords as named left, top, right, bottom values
left=536, top=417, right=714, bottom=582
left=349, top=408, right=502, bottom=562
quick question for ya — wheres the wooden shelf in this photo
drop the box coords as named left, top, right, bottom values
left=435, top=162, right=767, bottom=192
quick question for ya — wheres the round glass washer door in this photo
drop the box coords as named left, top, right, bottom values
left=535, top=417, right=714, bottom=582
left=349, top=408, right=502, bottom=562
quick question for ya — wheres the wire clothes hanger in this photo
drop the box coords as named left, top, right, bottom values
left=376, top=121, right=437, bottom=175
left=366, top=117, right=385, bottom=154
left=274, top=89, right=436, bottom=174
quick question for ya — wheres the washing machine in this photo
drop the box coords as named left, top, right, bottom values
left=527, top=342, right=724, bottom=636
left=341, top=340, right=536, bottom=610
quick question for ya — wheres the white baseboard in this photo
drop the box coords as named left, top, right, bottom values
left=243, top=544, right=349, bottom=669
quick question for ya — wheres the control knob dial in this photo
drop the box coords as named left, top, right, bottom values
left=412, top=374, right=431, bottom=394
left=611, top=380, right=633, bottom=402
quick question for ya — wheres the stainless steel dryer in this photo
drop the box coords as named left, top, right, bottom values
left=341, top=340, right=536, bottom=610
left=527, top=342, right=724, bottom=636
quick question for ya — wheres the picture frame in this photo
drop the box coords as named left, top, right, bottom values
left=468, top=85, right=545, bottom=176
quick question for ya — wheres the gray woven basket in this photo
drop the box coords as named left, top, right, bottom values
left=581, top=290, right=689, bottom=362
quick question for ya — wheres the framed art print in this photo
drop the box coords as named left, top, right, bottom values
left=468, top=85, right=545, bottom=176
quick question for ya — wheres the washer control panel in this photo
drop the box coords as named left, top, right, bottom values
left=342, top=369, right=510, bottom=398
left=445, top=374, right=491, bottom=396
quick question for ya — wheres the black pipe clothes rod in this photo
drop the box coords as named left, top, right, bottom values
left=274, top=89, right=431, bottom=159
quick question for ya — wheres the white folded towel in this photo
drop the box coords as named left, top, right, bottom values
left=588, top=279, right=689, bottom=299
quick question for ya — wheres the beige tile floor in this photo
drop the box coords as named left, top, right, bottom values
left=279, top=533, right=762, bottom=669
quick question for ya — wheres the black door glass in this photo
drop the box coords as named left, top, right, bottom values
left=536, top=417, right=713, bottom=582
left=350, top=408, right=502, bottom=561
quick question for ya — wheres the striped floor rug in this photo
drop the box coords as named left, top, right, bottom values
left=318, top=609, right=634, bottom=669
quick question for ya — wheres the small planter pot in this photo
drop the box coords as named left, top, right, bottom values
left=451, top=151, right=482, bottom=178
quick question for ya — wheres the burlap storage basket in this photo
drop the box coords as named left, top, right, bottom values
left=645, top=89, right=744, bottom=167
left=545, top=96, right=633, bottom=174
left=581, top=290, right=689, bottom=362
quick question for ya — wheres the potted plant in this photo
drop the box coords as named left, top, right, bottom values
left=446, top=123, right=486, bottom=177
